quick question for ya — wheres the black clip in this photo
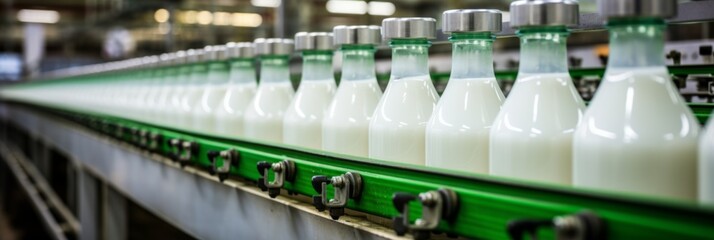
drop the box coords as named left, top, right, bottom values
left=311, top=172, right=363, bottom=220
left=507, top=210, right=606, bottom=240
left=206, top=149, right=240, bottom=182
left=392, top=188, right=460, bottom=240
left=256, top=160, right=296, bottom=198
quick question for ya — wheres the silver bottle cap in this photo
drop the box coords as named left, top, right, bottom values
left=295, top=32, right=334, bottom=51
left=186, top=49, right=205, bottom=63
left=204, top=45, right=228, bottom=61
left=173, top=50, right=187, bottom=65
left=381, top=17, right=437, bottom=40
left=333, top=25, right=381, bottom=46
left=599, top=0, right=677, bottom=19
left=225, top=42, right=255, bottom=58
left=510, top=0, right=579, bottom=28
left=442, top=9, right=502, bottom=34
left=254, top=38, right=294, bottom=56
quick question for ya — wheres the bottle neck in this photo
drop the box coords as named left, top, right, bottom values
left=390, top=39, right=431, bottom=79
left=517, top=27, right=570, bottom=74
left=228, top=58, right=256, bottom=84
left=207, top=60, right=230, bottom=85
left=340, top=45, right=376, bottom=82
left=190, top=62, right=209, bottom=85
left=301, top=51, right=334, bottom=81
left=450, top=33, right=495, bottom=80
left=259, top=55, right=291, bottom=84
left=607, top=19, right=666, bottom=69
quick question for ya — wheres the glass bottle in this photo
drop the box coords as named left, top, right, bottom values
left=322, top=25, right=383, bottom=157
left=243, top=38, right=295, bottom=143
left=573, top=0, right=699, bottom=201
left=192, top=45, right=231, bottom=134
left=283, top=32, right=337, bottom=149
left=369, top=18, right=439, bottom=165
left=490, top=0, right=585, bottom=184
left=426, top=10, right=505, bottom=174
left=214, top=42, right=257, bottom=138
left=178, top=49, right=208, bottom=130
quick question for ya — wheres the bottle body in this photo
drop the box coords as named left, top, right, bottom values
left=425, top=36, right=504, bottom=173
left=214, top=59, right=258, bottom=137
left=323, top=46, right=382, bottom=157
left=573, top=22, right=699, bottom=201
left=179, top=64, right=209, bottom=130
left=243, top=56, right=294, bottom=143
left=192, top=61, right=230, bottom=134
left=283, top=52, right=336, bottom=149
left=489, top=29, right=585, bottom=184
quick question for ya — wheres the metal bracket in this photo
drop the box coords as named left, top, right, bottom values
left=506, top=210, right=606, bottom=240
left=168, top=139, right=198, bottom=167
left=129, top=127, right=140, bottom=145
left=138, top=129, right=149, bottom=148
left=392, top=188, right=460, bottom=240
left=311, top=172, right=363, bottom=220
left=206, top=149, right=240, bottom=182
left=256, top=160, right=296, bottom=198
left=147, top=132, right=163, bottom=151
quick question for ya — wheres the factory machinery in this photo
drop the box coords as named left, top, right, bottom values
left=2, top=1, right=714, bottom=240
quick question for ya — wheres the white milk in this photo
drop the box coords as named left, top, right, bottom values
left=283, top=80, right=336, bottom=148
left=214, top=82, right=257, bottom=137
left=322, top=79, right=382, bottom=157
left=573, top=67, right=699, bottom=201
left=178, top=65, right=208, bottom=130
left=425, top=78, right=504, bottom=173
left=369, top=75, right=440, bottom=165
left=192, top=84, right=228, bottom=133
left=243, top=81, right=295, bottom=142
left=701, top=118, right=714, bottom=204
left=490, top=73, right=585, bottom=184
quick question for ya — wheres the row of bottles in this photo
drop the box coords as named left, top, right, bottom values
left=2, top=0, right=712, bottom=204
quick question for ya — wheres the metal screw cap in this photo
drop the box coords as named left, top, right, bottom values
left=599, top=0, right=677, bottom=20
left=509, top=0, right=579, bottom=28
left=186, top=49, right=205, bottom=63
left=173, top=50, right=187, bottom=65
left=204, top=45, right=228, bottom=61
left=381, top=17, right=437, bottom=40
left=333, top=25, right=381, bottom=46
left=254, top=38, right=294, bottom=56
left=442, top=9, right=502, bottom=34
left=295, top=32, right=334, bottom=51
left=225, top=42, right=255, bottom=58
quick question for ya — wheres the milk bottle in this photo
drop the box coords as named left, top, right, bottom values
left=574, top=0, right=699, bottom=201
left=165, top=50, right=195, bottom=129
left=369, top=18, right=440, bottom=165
left=283, top=32, right=336, bottom=149
left=490, top=0, right=585, bottom=184
left=322, top=25, right=383, bottom=157
left=178, top=49, right=208, bottom=130
left=214, top=42, right=257, bottom=138
left=192, top=45, right=230, bottom=134
left=243, top=38, right=295, bottom=143
left=425, top=10, right=504, bottom=174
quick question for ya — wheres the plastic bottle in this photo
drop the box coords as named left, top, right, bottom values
left=243, top=38, right=295, bottom=143
left=165, top=50, right=195, bottom=129
left=283, top=32, right=337, bottom=149
left=573, top=0, right=699, bottom=201
left=369, top=18, right=439, bottom=165
left=425, top=10, right=504, bottom=174
left=490, top=0, right=585, bottom=184
left=214, top=42, right=257, bottom=138
left=322, top=25, right=383, bottom=157
left=192, top=45, right=231, bottom=134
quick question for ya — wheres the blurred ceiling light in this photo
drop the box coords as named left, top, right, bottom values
left=326, top=0, right=368, bottom=15
left=368, top=1, right=395, bottom=16
left=232, top=13, right=262, bottom=27
left=196, top=11, right=213, bottom=25
left=17, top=9, right=60, bottom=24
left=251, top=0, right=281, bottom=8
left=154, top=9, right=170, bottom=23
left=213, top=12, right=232, bottom=25
left=182, top=10, right=197, bottom=24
